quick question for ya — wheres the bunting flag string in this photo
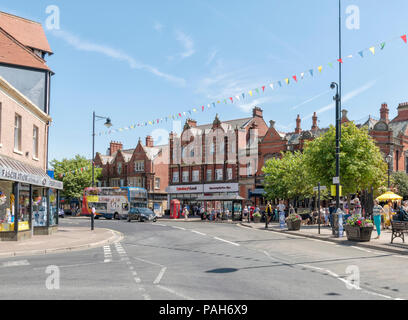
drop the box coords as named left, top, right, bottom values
left=58, top=165, right=92, bottom=178
left=98, top=31, right=408, bottom=136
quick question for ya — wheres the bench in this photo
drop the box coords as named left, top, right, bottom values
left=391, top=221, right=408, bottom=243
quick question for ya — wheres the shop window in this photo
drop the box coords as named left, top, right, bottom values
left=155, top=178, right=160, bottom=189
left=0, top=181, right=14, bottom=232
left=33, top=188, right=47, bottom=227
left=14, top=114, right=22, bottom=152
left=49, top=188, right=57, bottom=226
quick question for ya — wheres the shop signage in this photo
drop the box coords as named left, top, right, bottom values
left=166, top=185, right=203, bottom=194
left=204, top=183, right=239, bottom=193
left=0, top=166, right=63, bottom=190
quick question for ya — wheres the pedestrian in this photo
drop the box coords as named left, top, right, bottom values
left=224, top=208, right=230, bottom=221
left=200, top=206, right=206, bottom=220
left=353, top=198, right=362, bottom=216
left=265, top=202, right=273, bottom=229
left=183, top=206, right=189, bottom=221
left=372, top=200, right=384, bottom=240
left=243, top=206, right=249, bottom=223
left=277, top=200, right=286, bottom=229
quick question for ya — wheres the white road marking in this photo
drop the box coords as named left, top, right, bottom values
left=351, top=246, right=372, bottom=253
left=309, top=238, right=335, bottom=245
left=172, top=226, right=186, bottom=231
left=103, top=245, right=112, bottom=263
left=2, top=260, right=30, bottom=268
left=155, top=224, right=167, bottom=227
left=153, top=267, right=167, bottom=285
left=213, top=237, right=240, bottom=246
left=157, top=285, right=192, bottom=300
left=191, top=230, right=206, bottom=236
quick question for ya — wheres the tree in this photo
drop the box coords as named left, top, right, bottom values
left=303, top=122, right=387, bottom=195
left=391, top=172, right=408, bottom=198
left=262, top=151, right=313, bottom=202
left=50, top=155, right=101, bottom=199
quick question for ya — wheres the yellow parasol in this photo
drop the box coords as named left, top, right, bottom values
left=376, top=191, right=403, bottom=202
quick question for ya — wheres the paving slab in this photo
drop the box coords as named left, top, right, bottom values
left=0, top=227, right=123, bottom=258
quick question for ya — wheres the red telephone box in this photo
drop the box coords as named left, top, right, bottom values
left=170, top=199, right=181, bottom=219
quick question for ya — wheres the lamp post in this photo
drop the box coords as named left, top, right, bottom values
left=386, top=154, right=393, bottom=189
left=92, top=111, right=112, bottom=231
left=331, top=82, right=341, bottom=210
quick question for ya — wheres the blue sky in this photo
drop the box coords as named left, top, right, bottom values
left=2, top=0, right=408, bottom=162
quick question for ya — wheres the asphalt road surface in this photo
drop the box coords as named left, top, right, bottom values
left=0, top=217, right=407, bottom=300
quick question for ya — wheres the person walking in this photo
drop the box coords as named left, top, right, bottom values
left=265, top=202, right=273, bottom=229
left=200, top=206, right=206, bottom=220
left=243, top=206, right=249, bottom=223
left=372, top=200, right=384, bottom=240
left=183, top=206, right=189, bottom=221
left=277, top=200, right=286, bottom=229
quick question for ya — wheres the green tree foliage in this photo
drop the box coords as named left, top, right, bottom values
left=303, top=122, right=387, bottom=195
left=50, top=155, right=101, bottom=199
left=262, top=151, right=313, bottom=201
left=391, top=172, right=408, bottom=198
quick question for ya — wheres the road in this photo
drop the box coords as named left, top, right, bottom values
left=0, top=217, right=407, bottom=300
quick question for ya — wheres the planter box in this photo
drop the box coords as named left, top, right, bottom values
left=287, top=220, right=301, bottom=231
left=345, top=225, right=373, bottom=242
left=253, top=216, right=261, bottom=223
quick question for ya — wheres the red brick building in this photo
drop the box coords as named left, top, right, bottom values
left=95, top=136, right=169, bottom=215
left=167, top=107, right=268, bottom=214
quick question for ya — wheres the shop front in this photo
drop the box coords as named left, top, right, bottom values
left=167, top=183, right=243, bottom=217
left=0, top=155, right=63, bottom=241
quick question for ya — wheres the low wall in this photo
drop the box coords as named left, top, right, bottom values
left=34, top=225, right=58, bottom=236
left=0, top=230, right=32, bottom=241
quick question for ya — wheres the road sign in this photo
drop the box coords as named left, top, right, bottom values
left=333, top=177, right=340, bottom=184
left=313, top=186, right=327, bottom=192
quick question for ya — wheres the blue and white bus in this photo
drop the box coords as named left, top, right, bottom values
left=82, top=187, right=148, bottom=220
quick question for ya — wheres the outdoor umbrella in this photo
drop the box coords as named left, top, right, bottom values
left=376, top=191, right=403, bottom=202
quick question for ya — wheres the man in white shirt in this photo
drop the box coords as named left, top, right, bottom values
left=277, top=200, right=286, bottom=229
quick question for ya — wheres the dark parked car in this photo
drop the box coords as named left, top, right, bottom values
left=128, top=208, right=157, bottom=222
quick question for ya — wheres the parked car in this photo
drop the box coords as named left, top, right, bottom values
left=127, top=208, right=157, bottom=222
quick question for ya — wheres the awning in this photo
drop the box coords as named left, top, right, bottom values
left=0, top=155, right=63, bottom=190
left=196, top=195, right=245, bottom=201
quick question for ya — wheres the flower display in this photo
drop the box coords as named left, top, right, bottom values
left=346, top=216, right=373, bottom=228
left=286, top=213, right=302, bottom=222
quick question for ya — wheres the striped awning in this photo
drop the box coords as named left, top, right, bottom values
left=0, top=155, right=63, bottom=190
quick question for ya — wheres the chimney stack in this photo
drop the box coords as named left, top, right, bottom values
left=187, top=119, right=197, bottom=128
left=312, top=112, right=318, bottom=130
left=109, top=141, right=123, bottom=156
left=295, top=115, right=302, bottom=134
left=253, top=107, right=263, bottom=118
left=380, top=103, right=389, bottom=124
left=145, top=135, right=154, bottom=147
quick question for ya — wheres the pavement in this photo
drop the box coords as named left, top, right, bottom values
left=240, top=221, right=408, bottom=255
left=0, top=226, right=123, bottom=258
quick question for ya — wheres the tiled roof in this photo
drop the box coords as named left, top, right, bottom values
left=0, top=27, right=50, bottom=71
left=195, top=117, right=252, bottom=132
left=0, top=11, right=52, bottom=53
left=389, top=121, right=408, bottom=138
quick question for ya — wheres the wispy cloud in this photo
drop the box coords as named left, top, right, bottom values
left=175, top=30, right=195, bottom=59
left=153, top=21, right=164, bottom=32
left=291, top=90, right=331, bottom=110
left=236, top=96, right=287, bottom=113
left=303, top=80, right=377, bottom=121
left=206, top=49, right=218, bottom=66
left=50, top=29, right=186, bottom=86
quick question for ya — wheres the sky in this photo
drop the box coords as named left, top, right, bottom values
left=2, top=0, right=408, bottom=162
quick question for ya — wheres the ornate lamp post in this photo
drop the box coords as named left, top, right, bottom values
left=386, top=154, right=393, bottom=190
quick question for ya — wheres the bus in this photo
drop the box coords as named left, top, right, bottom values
left=81, top=187, right=148, bottom=220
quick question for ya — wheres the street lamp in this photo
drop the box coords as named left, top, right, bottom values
left=386, top=154, right=393, bottom=189
left=92, top=111, right=112, bottom=230
left=330, top=82, right=341, bottom=210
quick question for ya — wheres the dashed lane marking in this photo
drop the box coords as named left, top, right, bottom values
left=172, top=226, right=186, bottom=231
left=1, top=260, right=30, bottom=268
left=103, top=245, right=112, bottom=263
left=191, top=230, right=206, bottom=236
left=213, top=237, right=240, bottom=246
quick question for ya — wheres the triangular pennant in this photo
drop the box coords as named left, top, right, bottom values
left=380, top=42, right=386, bottom=50
left=249, top=90, right=253, bottom=96
left=217, top=101, right=220, bottom=104
left=300, top=73, right=304, bottom=79
left=202, top=106, right=204, bottom=111
left=402, top=35, right=407, bottom=44
left=337, top=59, right=343, bottom=64
left=284, top=78, right=289, bottom=85
left=212, top=103, right=216, bottom=108
left=262, top=86, right=265, bottom=92
left=229, top=97, right=233, bottom=103
left=309, top=69, right=314, bottom=77
left=328, top=62, right=333, bottom=68
left=358, top=51, right=364, bottom=58
left=318, top=66, right=323, bottom=73
left=242, top=93, right=245, bottom=99
left=269, top=83, right=274, bottom=90
left=278, top=81, right=282, bottom=87
left=369, top=47, right=375, bottom=55
left=347, top=54, right=353, bottom=58
left=224, top=99, right=227, bottom=104
left=235, top=95, right=240, bottom=101
left=292, top=75, right=297, bottom=82
left=255, top=88, right=259, bottom=94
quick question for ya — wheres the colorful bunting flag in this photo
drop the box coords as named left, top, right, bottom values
left=284, top=78, right=289, bottom=85
left=278, top=81, right=282, bottom=87
left=402, top=35, right=407, bottom=44
left=293, top=75, right=297, bottom=82
left=358, top=51, right=364, bottom=58
left=337, top=59, right=343, bottom=64
left=249, top=90, right=253, bottom=96
left=318, top=66, right=323, bottom=73
left=380, top=43, right=386, bottom=50
left=269, top=83, right=274, bottom=90
left=369, top=47, right=375, bottom=55
left=262, top=86, right=265, bottom=92
left=309, top=69, right=314, bottom=77
left=300, top=73, right=304, bottom=79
